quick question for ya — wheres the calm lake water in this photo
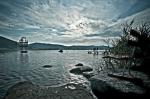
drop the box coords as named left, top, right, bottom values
left=0, top=50, right=103, bottom=99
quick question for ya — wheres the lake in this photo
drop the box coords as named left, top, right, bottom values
left=0, top=50, right=103, bottom=99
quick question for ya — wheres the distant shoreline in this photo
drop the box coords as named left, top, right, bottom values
left=0, top=48, right=107, bottom=51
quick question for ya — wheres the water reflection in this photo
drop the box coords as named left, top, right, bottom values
left=0, top=50, right=103, bottom=98
left=19, top=53, right=29, bottom=64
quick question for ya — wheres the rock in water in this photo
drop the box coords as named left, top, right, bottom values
left=70, top=66, right=93, bottom=74
left=70, top=68, right=82, bottom=74
left=80, top=66, right=93, bottom=72
left=43, top=65, right=53, bottom=68
left=75, top=63, right=84, bottom=66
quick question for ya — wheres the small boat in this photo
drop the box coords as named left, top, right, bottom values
left=21, top=50, right=28, bottom=53
left=88, top=51, right=92, bottom=54
left=58, top=50, right=63, bottom=53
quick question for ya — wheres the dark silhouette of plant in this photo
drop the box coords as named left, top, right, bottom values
left=127, top=23, right=150, bottom=74
left=111, top=20, right=134, bottom=55
left=128, top=23, right=150, bottom=57
left=103, top=38, right=111, bottom=53
left=110, top=20, right=150, bottom=74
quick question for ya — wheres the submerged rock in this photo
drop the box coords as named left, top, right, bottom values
left=43, top=65, right=53, bottom=68
left=70, top=66, right=93, bottom=74
left=4, top=81, right=95, bottom=99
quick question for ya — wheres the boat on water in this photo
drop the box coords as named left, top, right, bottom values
left=88, top=51, right=92, bottom=54
left=21, top=50, right=28, bottom=53
left=58, top=50, right=63, bottom=53
left=19, top=37, right=28, bottom=53
left=88, top=47, right=99, bottom=55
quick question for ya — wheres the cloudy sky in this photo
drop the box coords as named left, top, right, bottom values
left=0, top=0, right=150, bottom=45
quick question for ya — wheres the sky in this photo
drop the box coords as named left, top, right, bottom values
left=0, top=0, right=150, bottom=45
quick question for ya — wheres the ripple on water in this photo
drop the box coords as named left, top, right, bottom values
left=0, top=50, right=103, bottom=98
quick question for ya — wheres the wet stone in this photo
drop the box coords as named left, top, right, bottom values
left=43, top=65, right=53, bottom=68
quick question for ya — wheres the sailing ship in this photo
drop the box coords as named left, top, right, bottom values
left=18, top=37, right=28, bottom=53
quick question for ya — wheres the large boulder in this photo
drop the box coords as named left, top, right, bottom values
left=81, top=66, right=93, bottom=72
left=89, top=72, right=148, bottom=99
left=90, top=78, right=123, bottom=99
left=4, top=81, right=96, bottom=99
left=70, top=68, right=82, bottom=74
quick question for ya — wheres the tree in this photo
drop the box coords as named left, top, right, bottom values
left=111, top=19, right=150, bottom=73
left=127, top=23, right=150, bottom=73
left=111, top=20, right=134, bottom=55
left=103, top=38, right=111, bottom=52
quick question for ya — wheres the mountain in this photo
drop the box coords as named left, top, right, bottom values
left=28, top=43, right=108, bottom=50
left=0, top=36, right=108, bottom=50
left=66, top=45, right=108, bottom=50
left=28, top=43, right=65, bottom=50
left=0, top=36, right=18, bottom=50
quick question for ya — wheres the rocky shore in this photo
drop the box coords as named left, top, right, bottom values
left=89, top=71, right=150, bottom=99
left=4, top=63, right=96, bottom=99
left=4, top=63, right=150, bottom=99
left=69, top=63, right=150, bottom=99
left=4, top=81, right=96, bottom=99
left=69, top=63, right=93, bottom=75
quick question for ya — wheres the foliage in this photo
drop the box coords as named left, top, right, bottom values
left=111, top=20, right=150, bottom=57
left=128, top=23, right=150, bottom=58
left=111, top=19, right=150, bottom=69
left=111, top=20, right=135, bottom=55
